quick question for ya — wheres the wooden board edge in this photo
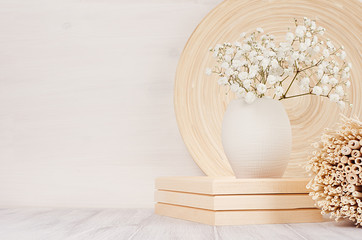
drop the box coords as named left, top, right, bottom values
left=155, top=203, right=215, bottom=225
left=155, top=203, right=325, bottom=226
left=156, top=190, right=316, bottom=210
left=155, top=176, right=311, bottom=194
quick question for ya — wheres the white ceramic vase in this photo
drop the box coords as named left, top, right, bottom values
left=222, top=98, right=292, bottom=178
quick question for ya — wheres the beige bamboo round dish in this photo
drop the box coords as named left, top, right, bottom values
left=174, top=0, right=362, bottom=177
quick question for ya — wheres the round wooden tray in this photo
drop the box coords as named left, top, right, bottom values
left=174, top=0, right=361, bottom=177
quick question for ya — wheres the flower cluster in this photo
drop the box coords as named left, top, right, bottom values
left=306, top=116, right=362, bottom=226
left=206, top=17, right=352, bottom=107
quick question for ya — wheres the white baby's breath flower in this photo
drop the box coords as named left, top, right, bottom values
left=238, top=72, right=248, bottom=80
left=226, top=48, right=235, bottom=55
left=323, top=49, right=330, bottom=58
left=299, top=42, right=307, bottom=51
left=242, top=44, right=251, bottom=51
left=248, top=71, right=257, bottom=79
left=249, top=50, right=257, bottom=58
left=329, top=93, right=340, bottom=102
left=329, top=77, right=338, bottom=85
left=243, top=79, right=252, bottom=90
left=214, top=44, right=222, bottom=51
left=304, top=17, right=311, bottom=25
left=256, top=27, right=264, bottom=33
left=321, top=75, right=329, bottom=84
left=267, top=75, right=277, bottom=85
left=341, top=71, right=349, bottom=79
left=234, top=51, right=243, bottom=58
left=305, top=38, right=311, bottom=47
left=332, top=66, right=339, bottom=75
left=291, top=51, right=299, bottom=60
left=326, top=41, right=334, bottom=49
left=299, top=53, right=306, bottom=62
left=340, top=51, right=346, bottom=60
left=221, top=62, right=229, bottom=69
left=337, top=101, right=346, bottom=109
left=249, top=65, right=259, bottom=78
left=224, top=55, right=232, bottom=62
left=257, top=83, right=267, bottom=94
left=261, top=58, right=270, bottom=70
left=284, top=67, right=294, bottom=76
left=217, top=77, right=228, bottom=85
left=240, top=32, right=246, bottom=38
left=320, top=61, right=328, bottom=70
left=236, top=88, right=246, bottom=98
left=286, top=32, right=294, bottom=42
left=205, top=68, right=212, bottom=75
left=299, top=77, right=310, bottom=91
left=256, top=55, right=264, bottom=61
left=311, top=21, right=316, bottom=30
left=245, top=91, right=256, bottom=104
left=225, top=68, right=234, bottom=76
left=312, top=86, right=323, bottom=96
left=313, top=46, right=320, bottom=53
left=317, top=69, right=324, bottom=78
left=345, top=80, right=351, bottom=88
left=232, top=60, right=242, bottom=68
left=322, top=85, right=330, bottom=95
left=270, top=59, right=279, bottom=68
left=279, top=42, right=290, bottom=50
left=317, top=26, right=325, bottom=35
left=335, top=85, right=344, bottom=96
left=244, top=37, right=252, bottom=43
left=275, top=86, right=284, bottom=97
left=268, top=50, right=276, bottom=57
left=295, top=25, right=306, bottom=37
left=230, top=83, right=240, bottom=93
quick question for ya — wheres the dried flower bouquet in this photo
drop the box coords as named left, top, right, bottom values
left=206, top=17, right=352, bottom=107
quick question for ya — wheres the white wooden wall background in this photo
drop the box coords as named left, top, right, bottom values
left=0, top=0, right=224, bottom=208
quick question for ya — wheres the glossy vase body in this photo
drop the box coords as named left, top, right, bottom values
left=222, top=98, right=292, bottom=178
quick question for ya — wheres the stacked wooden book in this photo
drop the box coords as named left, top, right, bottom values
left=155, top=176, right=324, bottom=225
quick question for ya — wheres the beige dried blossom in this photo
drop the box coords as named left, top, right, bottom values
left=307, top=116, right=362, bottom=226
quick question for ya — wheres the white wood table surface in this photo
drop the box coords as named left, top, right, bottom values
left=0, top=208, right=360, bottom=239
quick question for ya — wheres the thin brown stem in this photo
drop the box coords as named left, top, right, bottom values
left=299, top=60, right=322, bottom=72
left=283, top=70, right=299, bottom=98
left=280, top=92, right=330, bottom=100
left=280, top=75, right=289, bottom=83
left=280, top=92, right=311, bottom=100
